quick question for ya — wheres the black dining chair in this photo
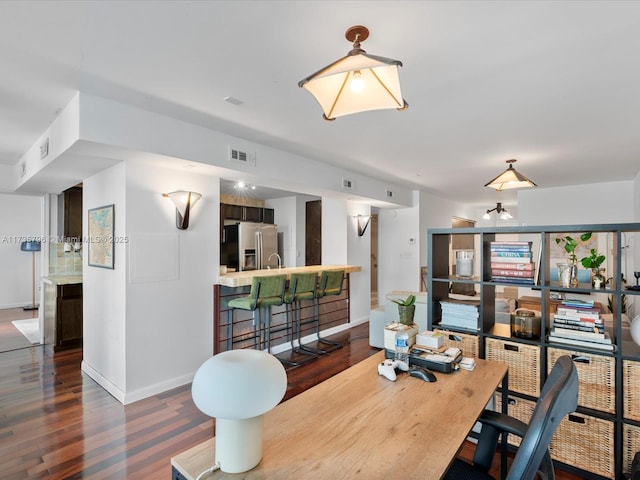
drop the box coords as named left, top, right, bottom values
left=444, top=354, right=579, bottom=480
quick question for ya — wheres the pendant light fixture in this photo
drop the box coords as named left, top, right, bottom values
left=298, top=25, right=408, bottom=121
left=483, top=202, right=513, bottom=221
left=484, top=159, right=537, bottom=191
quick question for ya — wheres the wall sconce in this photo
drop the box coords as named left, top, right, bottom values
left=354, top=214, right=371, bottom=236
left=191, top=350, right=287, bottom=473
left=163, top=191, right=202, bottom=230
left=483, top=202, right=513, bottom=221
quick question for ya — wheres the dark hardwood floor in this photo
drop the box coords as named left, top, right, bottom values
left=0, top=306, right=39, bottom=353
left=0, top=310, right=582, bottom=479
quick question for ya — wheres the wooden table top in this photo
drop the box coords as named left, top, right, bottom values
left=216, top=264, right=362, bottom=287
left=172, top=351, right=508, bottom=479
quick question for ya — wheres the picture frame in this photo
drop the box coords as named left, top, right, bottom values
left=88, top=204, right=115, bottom=269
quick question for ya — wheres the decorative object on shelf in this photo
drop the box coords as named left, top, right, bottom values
left=191, top=349, right=287, bottom=473
left=581, top=247, right=606, bottom=289
left=392, top=294, right=416, bottom=325
left=555, top=232, right=593, bottom=287
left=482, top=202, right=513, bottom=220
left=635, top=271, right=640, bottom=287
left=298, top=25, right=408, bottom=121
left=630, top=313, right=640, bottom=347
left=484, top=159, right=537, bottom=191
left=557, top=262, right=571, bottom=288
left=455, top=249, right=474, bottom=278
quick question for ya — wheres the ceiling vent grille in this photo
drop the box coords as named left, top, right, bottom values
left=229, top=146, right=256, bottom=166
left=342, top=177, right=353, bottom=190
left=386, top=189, right=394, bottom=198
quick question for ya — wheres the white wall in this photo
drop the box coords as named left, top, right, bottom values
left=0, top=193, right=43, bottom=308
left=82, top=160, right=219, bottom=404
left=82, top=162, right=127, bottom=396
left=321, top=197, right=348, bottom=264
left=518, top=181, right=633, bottom=226
left=347, top=202, right=371, bottom=324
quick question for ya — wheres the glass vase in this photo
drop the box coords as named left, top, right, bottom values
left=569, top=259, right=579, bottom=287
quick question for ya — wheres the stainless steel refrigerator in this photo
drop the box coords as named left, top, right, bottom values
left=223, top=222, right=279, bottom=271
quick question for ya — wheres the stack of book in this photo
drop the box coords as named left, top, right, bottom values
left=490, top=241, right=536, bottom=285
left=548, top=299, right=614, bottom=351
left=439, top=298, right=480, bottom=331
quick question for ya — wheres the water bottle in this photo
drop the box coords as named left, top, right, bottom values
left=395, top=324, right=409, bottom=363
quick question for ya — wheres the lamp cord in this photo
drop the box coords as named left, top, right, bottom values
left=195, top=462, right=221, bottom=480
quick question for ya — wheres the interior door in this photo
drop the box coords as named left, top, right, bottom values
left=305, top=200, right=321, bottom=266
left=370, top=214, right=378, bottom=306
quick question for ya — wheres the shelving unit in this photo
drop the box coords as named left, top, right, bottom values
left=427, top=223, right=640, bottom=479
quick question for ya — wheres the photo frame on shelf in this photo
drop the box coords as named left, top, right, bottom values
left=88, top=204, right=114, bottom=269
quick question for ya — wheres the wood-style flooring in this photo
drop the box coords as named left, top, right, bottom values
left=0, top=306, right=39, bottom=353
left=0, top=308, right=582, bottom=479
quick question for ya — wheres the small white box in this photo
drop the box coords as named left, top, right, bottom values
left=416, top=330, right=444, bottom=349
left=384, top=322, right=419, bottom=351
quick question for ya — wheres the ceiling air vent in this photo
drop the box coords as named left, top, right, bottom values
left=342, top=177, right=353, bottom=190
left=228, top=146, right=256, bottom=166
left=386, top=189, right=394, bottom=198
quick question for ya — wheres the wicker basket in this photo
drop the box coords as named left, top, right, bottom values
left=548, top=347, right=615, bottom=413
left=435, top=329, right=479, bottom=358
left=550, top=412, right=614, bottom=479
left=485, top=338, right=540, bottom=396
left=624, top=423, right=640, bottom=476
left=624, top=360, right=640, bottom=421
left=494, top=394, right=536, bottom=446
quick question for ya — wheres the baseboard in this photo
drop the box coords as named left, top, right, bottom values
left=82, top=360, right=194, bottom=405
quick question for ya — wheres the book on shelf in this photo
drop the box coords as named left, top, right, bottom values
left=547, top=334, right=616, bottom=351
left=556, top=306, right=601, bottom=317
left=490, top=246, right=533, bottom=253
left=490, top=261, right=535, bottom=270
left=490, top=276, right=535, bottom=285
left=554, top=310, right=602, bottom=321
left=560, top=298, right=595, bottom=308
left=551, top=320, right=604, bottom=333
left=552, top=327, right=609, bottom=341
left=491, top=268, right=535, bottom=278
left=489, top=241, right=533, bottom=247
left=490, top=251, right=533, bottom=258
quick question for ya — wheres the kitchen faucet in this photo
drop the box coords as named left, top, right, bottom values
left=268, top=253, right=282, bottom=270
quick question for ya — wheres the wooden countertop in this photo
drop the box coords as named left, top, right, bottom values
left=216, top=264, right=361, bottom=288
left=171, top=351, right=507, bottom=479
left=41, top=275, right=83, bottom=285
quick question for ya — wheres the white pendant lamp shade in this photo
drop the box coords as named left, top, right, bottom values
left=299, top=25, right=408, bottom=120
left=484, top=159, right=537, bottom=191
left=191, top=349, right=287, bottom=473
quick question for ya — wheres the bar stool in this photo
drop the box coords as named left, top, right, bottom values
left=227, top=275, right=286, bottom=351
left=282, top=272, right=319, bottom=366
left=300, top=269, right=345, bottom=354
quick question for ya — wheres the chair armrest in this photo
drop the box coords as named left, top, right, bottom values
left=472, top=410, right=529, bottom=471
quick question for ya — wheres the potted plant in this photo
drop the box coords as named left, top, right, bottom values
left=581, top=247, right=606, bottom=288
left=392, top=294, right=416, bottom=325
left=555, top=232, right=593, bottom=287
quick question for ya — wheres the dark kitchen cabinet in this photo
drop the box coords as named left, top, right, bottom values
left=43, top=282, right=83, bottom=352
left=221, top=204, right=274, bottom=224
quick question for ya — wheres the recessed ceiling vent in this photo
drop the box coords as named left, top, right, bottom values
left=342, top=177, right=353, bottom=190
left=229, top=146, right=256, bottom=166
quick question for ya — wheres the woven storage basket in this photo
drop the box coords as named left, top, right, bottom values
left=548, top=347, right=615, bottom=413
left=485, top=338, right=540, bottom=396
left=436, top=329, right=479, bottom=358
left=494, top=394, right=536, bottom=447
left=624, top=423, right=640, bottom=476
left=624, top=360, right=640, bottom=421
left=550, top=412, right=614, bottom=479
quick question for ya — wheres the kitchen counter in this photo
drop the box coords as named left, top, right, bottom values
left=216, top=264, right=361, bottom=287
left=41, top=275, right=83, bottom=286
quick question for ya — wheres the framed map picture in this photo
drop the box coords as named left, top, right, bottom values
left=88, top=204, right=115, bottom=269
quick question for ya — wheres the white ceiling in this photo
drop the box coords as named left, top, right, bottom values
left=1, top=1, right=639, bottom=206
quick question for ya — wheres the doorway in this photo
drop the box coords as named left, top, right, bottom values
left=370, top=214, right=379, bottom=307
left=305, top=200, right=321, bottom=265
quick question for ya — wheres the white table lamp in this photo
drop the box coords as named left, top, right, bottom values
left=191, top=349, right=287, bottom=473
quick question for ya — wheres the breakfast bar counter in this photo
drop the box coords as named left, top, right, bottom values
left=216, top=264, right=361, bottom=288
left=213, top=265, right=361, bottom=354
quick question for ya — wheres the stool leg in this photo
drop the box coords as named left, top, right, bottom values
left=286, top=300, right=316, bottom=365
left=227, top=308, right=234, bottom=351
left=300, top=296, right=342, bottom=354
